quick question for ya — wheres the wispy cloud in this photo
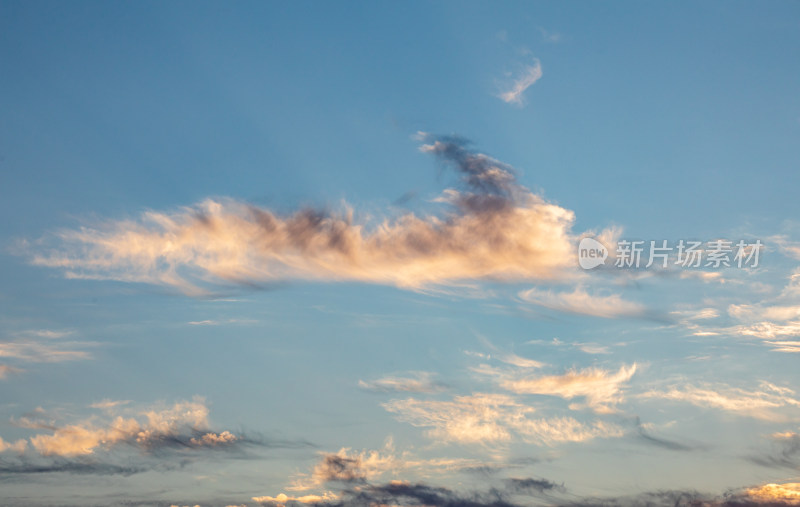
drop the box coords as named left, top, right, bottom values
left=497, top=353, right=546, bottom=369
left=382, top=393, right=622, bottom=446
left=640, top=381, right=800, bottom=421
left=748, top=431, right=800, bottom=469
left=497, top=59, right=543, bottom=106
left=519, top=287, right=647, bottom=319
left=0, top=329, right=95, bottom=364
left=0, top=364, right=22, bottom=379
left=358, top=372, right=447, bottom=393
left=497, top=364, right=638, bottom=414
left=26, top=136, right=579, bottom=296
left=538, top=27, right=562, bottom=44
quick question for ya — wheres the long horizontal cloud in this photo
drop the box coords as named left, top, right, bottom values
left=358, top=371, right=447, bottom=393
left=0, top=398, right=261, bottom=461
left=27, top=136, right=578, bottom=296
left=256, top=473, right=800, bottom=507
left=518, top=287, right=647, bottom=319
left=0, top=329, right=95, bottom=364
left=639, top=381, right=800, bottom=421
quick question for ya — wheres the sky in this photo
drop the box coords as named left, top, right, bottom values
left=2, top=1, right=800, bottom=506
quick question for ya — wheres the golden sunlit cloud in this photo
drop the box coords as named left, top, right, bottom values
left=498, top=364, right=638, bottom=414
left=745, top=482, right=800, bottom=504
left=27, top=137, right=582, bottom=296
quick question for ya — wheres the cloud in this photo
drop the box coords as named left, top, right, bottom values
left=634, top=417, right=696, bottom=452
left=0, top=329, right=95, bottom=364
left=742, top=482, right=800, bottom=504
left=253, top=492, right=339, bottom=506
left=89, top=399, right=131, bottom=410
left=0, top=398, right=300, bottom=483
left=497, top=59, right=543, bottom=106
left=677, top=271, right=800, bottom=352
left=0, top=437, right=28, bottom=454
left=0, top=458, right=148, bottom=478
left=519, top=287, right=647, bottom=319
left=497, top=364, right=638, bottom=414
left=639, top=381, right=800, bottom=421
left=770, top=235, right=800, bottom=261
left=0, top=398, right=251, bottom=458
left=748, top=431, right=800, bottom=469
left=0, top=364, right=22, bottom=379
left=358, top=372, right=447, bottom=393
left=537, top=27, right=562, bottom=44
left=382, top=393, right=622, bottom=446
left=260, top=476, right=564, bottom=507
left=27, top=136, right=578, bottom=296
left=288, top=439, right=485, bottom=492
left=496, top=353, right=546, bottom=369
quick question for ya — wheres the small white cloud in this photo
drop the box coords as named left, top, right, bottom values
left=358, top=372, right=446, bottom=393
left=519, top=286, right=646, bottom=319
left=497, top=58, right=543, bottom=106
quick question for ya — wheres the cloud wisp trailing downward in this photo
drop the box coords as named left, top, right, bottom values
left=27, top=135, right=579, bottom=296
left=497, top=58, right=543, bottom=106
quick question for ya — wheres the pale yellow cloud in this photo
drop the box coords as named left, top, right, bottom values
left=498, top=364, right=637, bottom=414
left=640, top=381, right=800, bottom=421
left=288, top=438, right=483, bottom=492
left=253, top=492, right=339, bottom=506
left=519, top=287, right=646, bottom=319
left=382, top=393, right=622, bottom=446
left=358, top=371, right=445, bottom=393
left=0, top=336, right=94, bottom=363
left=22, top=398, right=238, bottom=457
left=0, top=436, right=28, bottom=454
left=496, top=353, right=546, bottom=369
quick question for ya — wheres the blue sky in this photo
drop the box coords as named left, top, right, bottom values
left=2, top=2, right=800, bottom=506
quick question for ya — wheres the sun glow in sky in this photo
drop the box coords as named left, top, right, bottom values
left=2, top=2, right=800, bottom=506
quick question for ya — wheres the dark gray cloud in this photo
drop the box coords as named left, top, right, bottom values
left=634, top=417, right=699, bottom=452
left=0, top=457, right=148, bottom=478
left=748, top=433, right=800, bottom=469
